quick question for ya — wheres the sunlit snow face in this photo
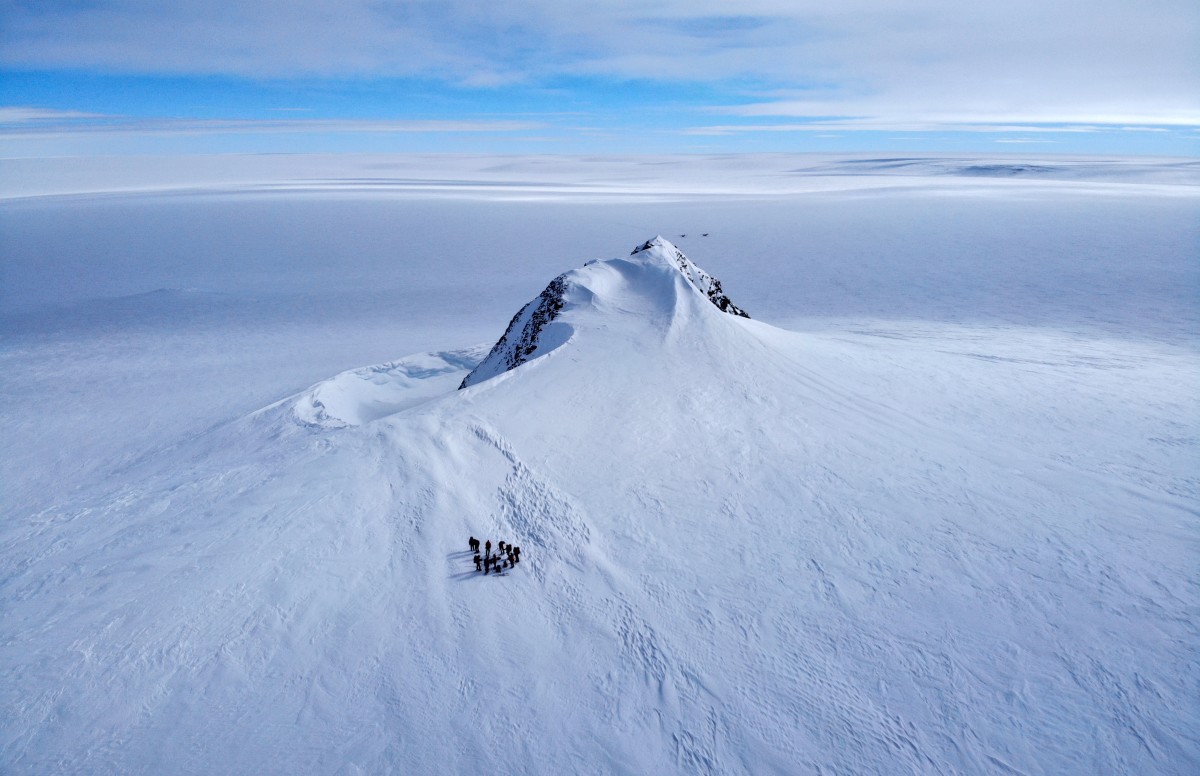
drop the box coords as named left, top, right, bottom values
left=2, top=155, right=1197, bottom=775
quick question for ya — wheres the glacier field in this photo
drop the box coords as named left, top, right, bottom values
left=1, top=155, right=1197, bottom=774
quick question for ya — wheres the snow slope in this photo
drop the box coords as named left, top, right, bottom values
left=294, top=346, right=490, bottom=428
left=460, top=236, right=747, bottom=389
left=3, top=237, right=1196, bottom=774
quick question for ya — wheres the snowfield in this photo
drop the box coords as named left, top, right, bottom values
left=1, top=156, right=1198, bottom=774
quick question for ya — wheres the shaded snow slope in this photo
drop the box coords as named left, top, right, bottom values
left=457, top=273, right=571, bottom=389
left=293, top=346, right=488, bottom=427
left=3, top=237, right=1197, bottom=775
left=460, top=236, right=746, bottom=389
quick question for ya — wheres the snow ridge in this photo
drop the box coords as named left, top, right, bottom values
left=459, top=273, right=568, bottom=389
left=631, top=236, right=749, bottom=318
left=460, top=237, right=747, bottom=389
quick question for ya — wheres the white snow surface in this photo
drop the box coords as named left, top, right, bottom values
left=293, top=346, right=491, bottom=428
left=459, top=236, right=748, bottom=390
left=1, top=157, right=1198, bottom=775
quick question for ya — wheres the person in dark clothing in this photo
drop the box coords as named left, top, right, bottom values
left=513, top=546, right=521, bottom=562
left=474, top=553, right=482, bottom=572
left=469, top=536, right=479, bottom=553
left=485, top=539, right=492, bottom=555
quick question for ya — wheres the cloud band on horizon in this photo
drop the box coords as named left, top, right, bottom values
left=1, top=1, right=1196, bottom=155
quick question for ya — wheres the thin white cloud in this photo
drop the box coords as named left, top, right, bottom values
left=2, top=1, right=1196, bottom=129
left=685, top=122, right=1110, bottom=136
left=0, top=115, right=542, bottom=139
left=719, top=102, right=1200, bottom=127
left=0, top=106, right=114, bottom=123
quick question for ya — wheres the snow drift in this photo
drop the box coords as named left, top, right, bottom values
left=3, top=237, right=1196, bottom=775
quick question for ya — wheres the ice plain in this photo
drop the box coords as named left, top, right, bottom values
left=1, top=154, right=1198, bottom=774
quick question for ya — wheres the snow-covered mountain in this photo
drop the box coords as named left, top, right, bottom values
left=461, top=236, right=747, bottom=389
left=3, top=238, right=1195, bottom=774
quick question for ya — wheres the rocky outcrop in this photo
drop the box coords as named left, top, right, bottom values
left=459, top=237, right=748, bottom=389
left=459, top=274, right=567, bottom=389
left=631, top=237, right=749, bottom=318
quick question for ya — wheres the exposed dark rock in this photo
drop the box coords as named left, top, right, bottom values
left=458, top=274, right=567, bottom=389
left=631, top=237, right=749, bottom=319
left=460, top=237, right=748, bottom=389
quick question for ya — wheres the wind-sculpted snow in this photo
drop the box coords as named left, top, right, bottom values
left=3, top=201, right=1198, bottom=775
left=631, top=236, right=749, bottom=318
left=459, top=275, right=569, bottom=389
left=461, top=237, right=746, bottom=389
left=294, top=346, right=488, bottom=427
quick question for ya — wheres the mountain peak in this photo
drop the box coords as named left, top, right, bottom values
left=630, top=235, right=675, bottom=256
left=630, top=236, right=749, bottom=319
left=459, top=238, right=749, bottom=389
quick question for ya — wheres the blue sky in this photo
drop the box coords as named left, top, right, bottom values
left=2, top=1, right=1197, bottom=156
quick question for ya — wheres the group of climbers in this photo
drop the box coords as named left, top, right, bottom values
left=469, top=535, right=521, bottom=575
